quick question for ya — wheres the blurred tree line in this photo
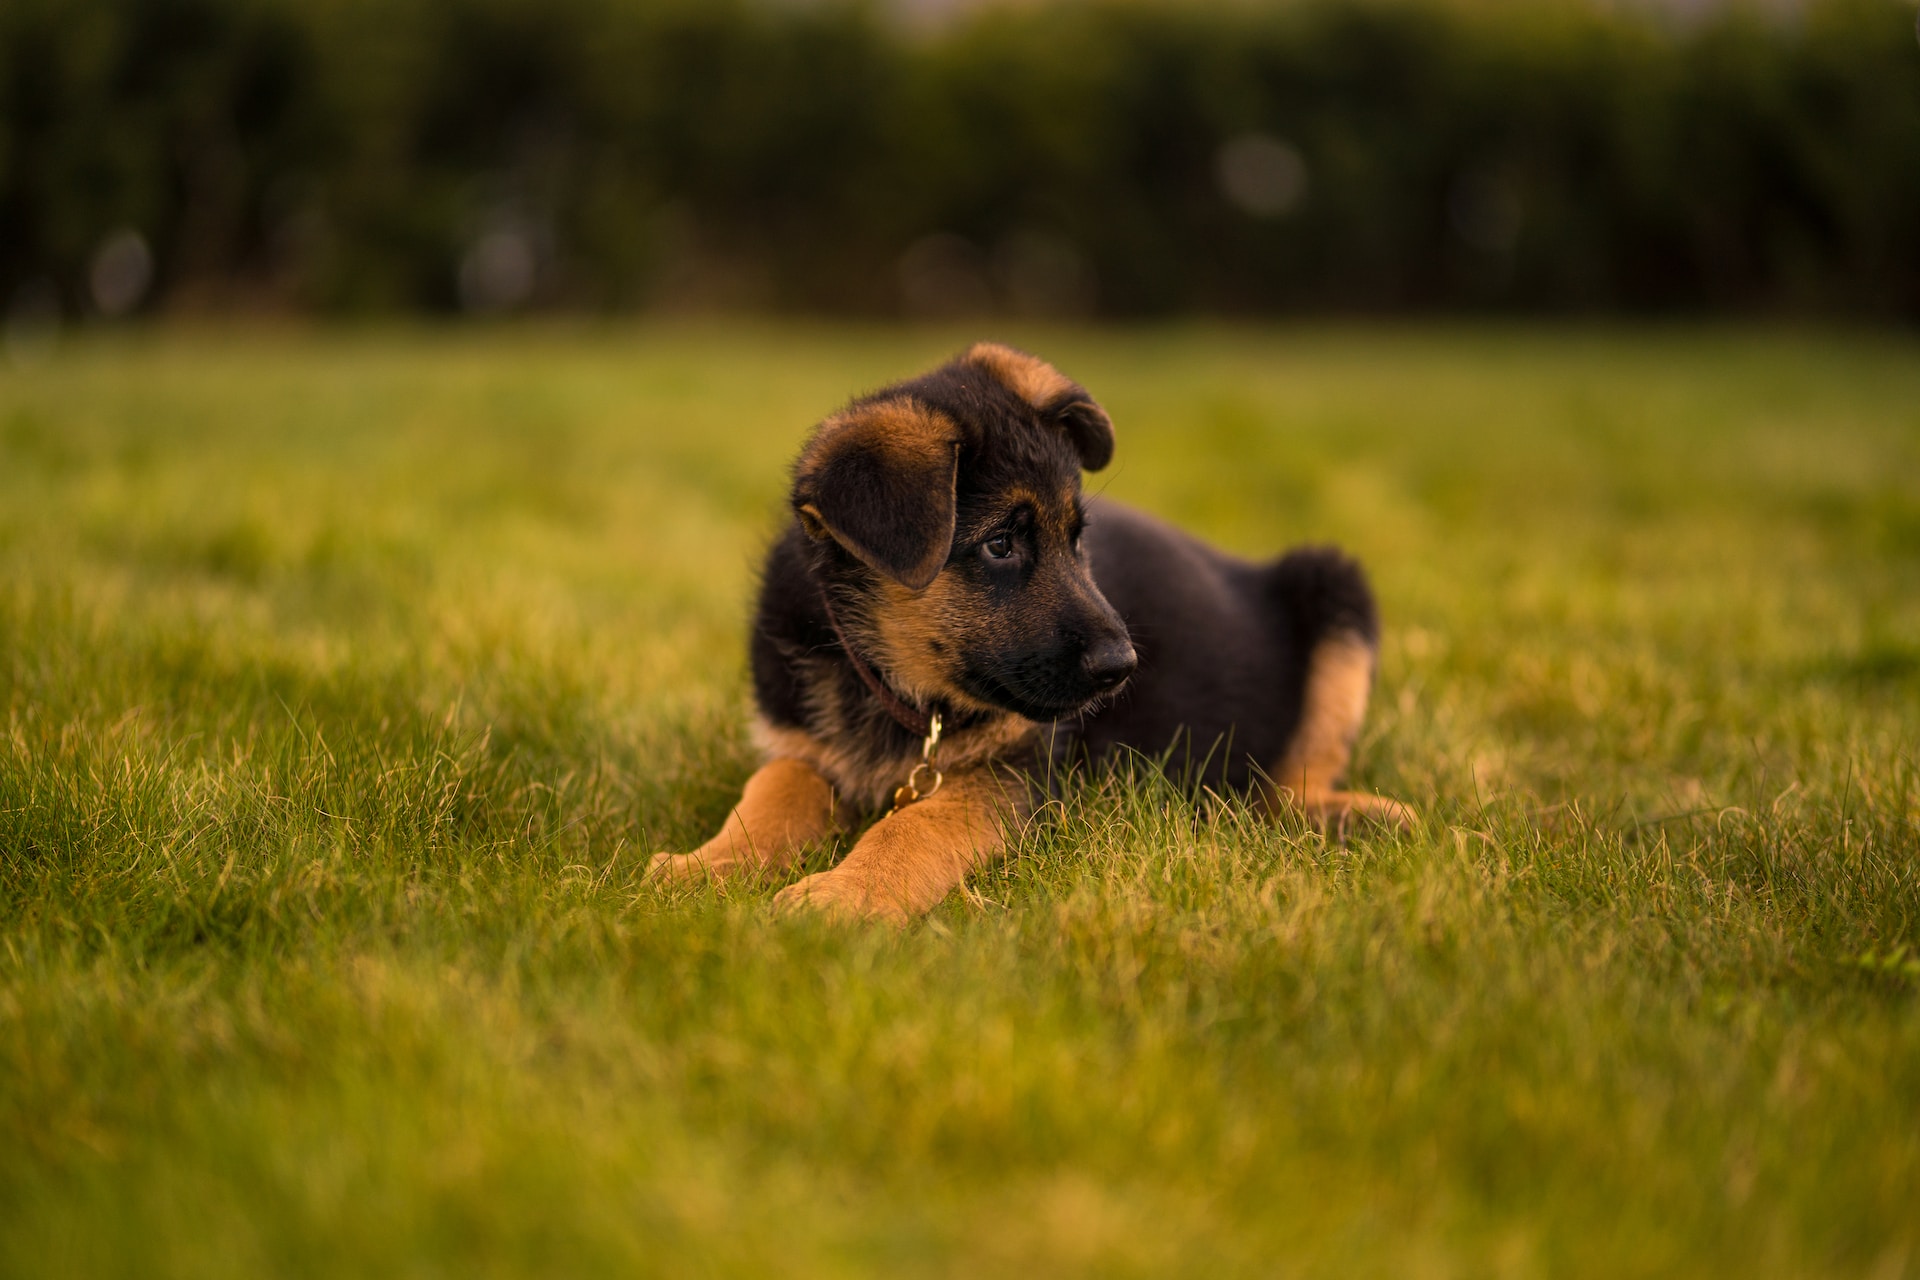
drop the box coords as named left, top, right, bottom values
left=3, top=0, right=1917, bottom=321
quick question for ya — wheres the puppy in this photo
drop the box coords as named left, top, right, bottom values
left=646, top=343, right=1410, bottom=922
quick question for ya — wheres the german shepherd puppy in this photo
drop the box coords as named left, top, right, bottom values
left=646, top=343, right=1410, bottom=922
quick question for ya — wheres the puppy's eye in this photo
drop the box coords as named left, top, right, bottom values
left=981, top=533, right=1015, bottom=561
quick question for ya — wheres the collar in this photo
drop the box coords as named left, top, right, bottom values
left=813, top=581, right=938, bottom=739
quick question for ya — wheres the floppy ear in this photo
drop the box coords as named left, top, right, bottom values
left=792, top=398, right=961, bottom=590
left=964, top=341, right=1115, bottom=472
left=1048, top=396, right=1114, bottom=472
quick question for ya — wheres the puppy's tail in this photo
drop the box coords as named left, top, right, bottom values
left=1263, top=545, right=1378, bottom=653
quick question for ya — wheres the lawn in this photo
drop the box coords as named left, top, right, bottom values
left=2, top=322, right=1917, bottom=1278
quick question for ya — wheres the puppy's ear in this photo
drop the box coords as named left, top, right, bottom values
left=965, top=341, right=1115, bottom=471
left=793, top=398, right=960, bottom=590
left=1048, top=396, right=1115, bottom=472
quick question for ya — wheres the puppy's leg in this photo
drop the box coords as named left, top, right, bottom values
left=772, top=771, right=1019, bottom=925
left=1265, top=632, right=1416, bottom=833
left=646, top=757, right=841, bottom=886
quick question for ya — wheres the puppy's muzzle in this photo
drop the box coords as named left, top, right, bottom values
left=1081, top=635, right=1138, bottom=694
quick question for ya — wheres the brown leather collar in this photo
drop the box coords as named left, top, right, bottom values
left=814, top=582, right=937, bottom=738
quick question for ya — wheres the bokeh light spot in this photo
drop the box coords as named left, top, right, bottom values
left=89, top=229, right=154, bottom=317
left=1216, top=134, right=1309, bottom=219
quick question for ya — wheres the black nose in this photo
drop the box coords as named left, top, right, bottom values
left=1082, top=636, right=1137, bottom=691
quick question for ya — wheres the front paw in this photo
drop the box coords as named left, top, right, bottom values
left=772, top=870, right=911, bottom=927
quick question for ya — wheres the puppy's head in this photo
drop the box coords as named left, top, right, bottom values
left=793, top=342, right=1135, bottom=721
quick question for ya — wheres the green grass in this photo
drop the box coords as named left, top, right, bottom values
left=2, top=322, right=1918, bottom=1278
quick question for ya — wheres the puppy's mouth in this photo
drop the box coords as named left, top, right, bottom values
left=958, top=667, right=1123, bottom=723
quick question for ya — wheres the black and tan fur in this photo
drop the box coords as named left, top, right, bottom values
left=646, top=343, right=1411, bottom=923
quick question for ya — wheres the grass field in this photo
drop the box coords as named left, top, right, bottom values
left=2, top=323, right=1917, bottom=1277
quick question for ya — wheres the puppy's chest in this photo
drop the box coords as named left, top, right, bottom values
left=752, top=690, right=1041, bottom=815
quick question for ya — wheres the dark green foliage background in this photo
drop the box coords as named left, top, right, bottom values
left=3, top=0, right=1918, bottom=317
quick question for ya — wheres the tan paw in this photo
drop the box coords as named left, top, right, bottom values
left=1303, top=790, right=1418, bottom=837
left=771, top=870, right=911, bottom=927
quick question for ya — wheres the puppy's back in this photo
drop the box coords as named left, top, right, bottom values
left=1073, top=499, right=1375, bottom=791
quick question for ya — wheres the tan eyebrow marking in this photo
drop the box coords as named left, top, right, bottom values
left=964, top=341, right=1075, bottom=408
